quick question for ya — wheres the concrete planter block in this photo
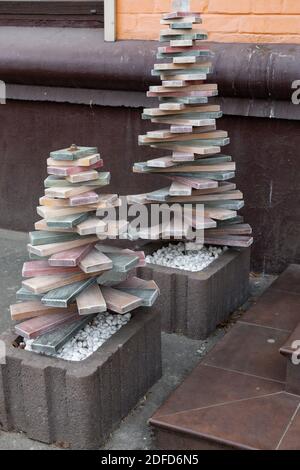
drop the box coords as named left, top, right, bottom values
left=138, top=248, right=250, bottom=340
left=0, top=308, right=162, bottom=450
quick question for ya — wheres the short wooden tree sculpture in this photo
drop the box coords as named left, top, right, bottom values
left=10, top=145, right=159, bottom=358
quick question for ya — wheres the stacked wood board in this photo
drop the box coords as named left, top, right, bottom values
left=10, top=144, right=159, bottom=355
left=129, top=6, right=253, bottom=249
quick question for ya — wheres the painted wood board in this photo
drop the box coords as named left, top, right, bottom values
left=22, top=271, right=99, bottom=295
left=46, top=212, right=89, bottom=229
left=150, top=143, right=221, bottom=155
left=47, top=153, right=101, bottom=167
left=15, top=310, right=81, bottom=339
left=172, top=151, right=195, bottom=161
left=170, top=22, right=193, bottom=29
left=147, top=156, right=176, bottom=168
left=162, top=11, right=201, bottom=20
left=217, top=216, right=245, bottom=227
left=170, top=125, right=193, bottom=133
left=159, top=96, right=210, bottom=105
left=163, top=73, right=207, bottom=81
left=66, top=169, right=99, bottom=184
left=22, top=261, right=81, bottom=278
left=16, top=287, right=43, bottom=302
left=45, top=185, right=97, bottom=200
left=31, top=316, right=94, bottom=354
left=139, top=130, right=228, bottom=144
left=10, top=300, right=77, bottom=322
left=101, top=287, right=143, bottom=314
left=170, top=39, right=193, bottom=47
left=97, top=269, right=129, bottom=287
left=97, top=220, right=129, bottom=239
left=117, top=277, right=159, bottom=292
left=40, top=193, right=117, bottom=209
left=153, top=62, right=211, bottom=72
left=50, top=146, right=98, bottom=161
left=29, top=230, right=80, bottom=246
left=205, top=224, right=253, bottom=236
left=145, top=104, right=221, bottom=116
left=161, top=17, right=202, bottom=26
left=204, top=235, right=254, bottom=248
left=159, top=102, right=185, bottom=110
left=121, top=249, right=146, bottom=267
left=41, top=278, right=97, bottom=308
left=44, top=173, right=110, bottom=188
left=165, top=190, right=243, bottom=203
left=169, top=181, right=192, bottom=196
left=204, top=200, right=245, bottom=210
left=69, top=191, right=100, bottom=206
left=204, top=208, right=237, bottom=221
left=76, top=217, right=107, bottom=236
left=37, top=205, right=95, bottom=219
left=147, top=130, right=174, bottom=138
left=117, top=288, right=159, bottom=308
left=105, top=253, right=140, bottom=273
left=95, top=245, right=145, bottom=265
left=47, top=159, right=103, bottom=176
left=168, top=175, right=219, bottom=189
left=34, top=219, right=76, bottom=233
left=159, top=34, right=208, bottom=43
left=48, top=243, right=95, bottom=267
left=79, top=249, right=113, bottom=274
left=27, top=236, right=98, bottom=257
left=76, top=283, right=107, bottom=315
left=39, top=196, right=72, bottom=208
left=151, top=118, right=216, bottom=127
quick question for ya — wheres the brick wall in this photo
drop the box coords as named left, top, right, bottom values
left=116, top=0, right=300, bottom=43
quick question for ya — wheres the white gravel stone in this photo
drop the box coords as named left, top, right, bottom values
left=146, top=243, right=227, bottom=272
left=24, top=311, right=131, bottom=363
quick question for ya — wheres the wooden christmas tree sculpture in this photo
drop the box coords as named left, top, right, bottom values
left=10, top=145, right=159, bottom=358
left=130, top=1, right=253, bottom=248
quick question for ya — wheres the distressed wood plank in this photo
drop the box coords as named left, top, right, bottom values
left=15, top=310, right=81, bottom=339
left=22, top=261, right=81, bottom=278
left=79, top=249, right=113, bottom=274
left=28, top=236, right=97, bottom=257
left=101, top=287, right=143, bottom=314
left=10, top=300, right=77, bottom=322
left=31, top=316, right=94, bottom=354
left=22, top=271, right=100, bottom=295
left=48, top=243, right=95, bottom=267
left=76, top=284, right=107, bottom=315
left=41, top=278, right=97, bottom=308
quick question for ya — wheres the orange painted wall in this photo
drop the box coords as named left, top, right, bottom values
left=116, top=0, right=300, bottom=43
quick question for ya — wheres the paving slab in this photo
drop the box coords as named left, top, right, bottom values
left=150, top=265, right=300, bottom=450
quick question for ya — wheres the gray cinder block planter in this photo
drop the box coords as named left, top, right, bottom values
left=0, top=308, right=161, bottom=450
left=138, top=248, right=250, bottom=340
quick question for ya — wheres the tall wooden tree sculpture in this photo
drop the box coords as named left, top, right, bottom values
left=130, top=0, right=253, bottom=248
left=10, top=145, right=159, bottom=355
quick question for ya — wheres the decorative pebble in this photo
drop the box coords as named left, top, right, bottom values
left=24, top=312, right=131, bottom=362
left=146, top=243, right=227, bottom=272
